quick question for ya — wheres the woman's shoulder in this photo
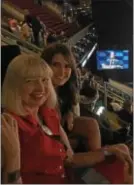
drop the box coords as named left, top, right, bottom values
left=40, top=106, right=60, bottom=118
left=2, top=112, right=18, bottom=126
left=2, top=112, right=19, bottom=140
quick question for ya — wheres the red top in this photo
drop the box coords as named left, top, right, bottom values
left=9, top=107, right=68, bottom=184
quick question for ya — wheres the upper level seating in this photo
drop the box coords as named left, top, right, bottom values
left=7, top=0, right=79, bottom=37
left=73, top=26, right=97, bottom=65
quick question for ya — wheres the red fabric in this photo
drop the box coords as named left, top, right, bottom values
left=66, top=157, right=126, bottom=184
left=21, top=173, right=68, bottom=184
left=94, top=156, right=125, bottom=184
left=8, top=108, right=126, bottom=184
left=9, top=107, right=67, bottom=184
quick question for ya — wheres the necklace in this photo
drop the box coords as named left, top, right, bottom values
left=38, top=114, right=53, bottom=136
left=40, top=124, right=53, bottom=136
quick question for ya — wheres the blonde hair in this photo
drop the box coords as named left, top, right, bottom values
left=2, top=54, right=57, bottom=116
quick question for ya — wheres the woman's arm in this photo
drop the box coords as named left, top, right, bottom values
left=67, top=146, right=132, bottom=171
left=72, top=103, right=80, bottom=117
left=70, top=150, right=105, bottom=167
left=63, top=103, right=80, bottom=132
left=2, top=113, right=21, bottom=184
left=63, top=111, right=74, bottom=131
left=59, top=125, right=73, bottom=150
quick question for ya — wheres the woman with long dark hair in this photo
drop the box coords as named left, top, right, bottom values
left=41, top=43, right=101, bottom=151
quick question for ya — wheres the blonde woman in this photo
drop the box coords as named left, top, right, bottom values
left=2, top=54, right=132, bottom=184
left=1, top=54, right=68, bottom=183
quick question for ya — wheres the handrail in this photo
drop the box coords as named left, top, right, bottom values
left=80, top=43, right=97, bottom=67
left=1, top=28, right=42, bottom=53
left=1, top=36, right=34, bottom=54
left=109, top=79, right=133, bottom=97
left=90, top=79, right=132, bottom=105
left=3, top=1, right=25, bottom=15
left=94, top=83, right=124, bottom=104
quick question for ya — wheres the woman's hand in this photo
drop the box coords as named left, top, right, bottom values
left=106, top=146, right=133, bottom=174
left=124, top=162, right=133, bottom=184
left=2, top=113, right=21, bottom=183
left=66, top=147, right=74, bottom=162
left=65, top=147, right=74, bottom=165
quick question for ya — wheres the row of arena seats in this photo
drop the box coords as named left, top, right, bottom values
left=5, top=0, right=80, bottom=37
left=73, top=26, right=97, bottom=63
left=62, top=2, right=92, bottom=24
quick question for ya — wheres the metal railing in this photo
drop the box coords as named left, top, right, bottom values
left=90, top=79, right=132, bottom=107
left=1, top=28, right=42, bottom=53
left=1, top=36, right=34, bottom=54
left=80, top=43, right=97, bottom=67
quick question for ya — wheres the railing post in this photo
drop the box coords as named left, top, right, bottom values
left=104, top=82, right=107, bottom=109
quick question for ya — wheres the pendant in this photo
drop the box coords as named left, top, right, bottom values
left=41, top=125, right=53, bottom=136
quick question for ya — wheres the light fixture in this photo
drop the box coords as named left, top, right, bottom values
left=96, top=106, right=105, bottom=116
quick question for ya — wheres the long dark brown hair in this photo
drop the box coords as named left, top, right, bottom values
left=41, top=43, right=79, bottom=116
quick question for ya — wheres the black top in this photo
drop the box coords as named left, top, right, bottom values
left=58, top=93, right=72, bottom=118
left=117, top=109, right=133, bottom=124
left=25, top=15, right=42, bottom=32
left=47, top=34, right=58, bottom=44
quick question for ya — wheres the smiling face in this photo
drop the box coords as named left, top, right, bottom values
left=51, top=53, right=72, bottom=87
left=2, top=54, right=55, bottom=116
left=21, top=76, right=50, bottom=108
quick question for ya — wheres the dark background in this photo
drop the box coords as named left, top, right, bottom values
left=87, top=0, right=133, bottom=83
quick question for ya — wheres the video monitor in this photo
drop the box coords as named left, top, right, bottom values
left=97, top=50, right=129, bottom=70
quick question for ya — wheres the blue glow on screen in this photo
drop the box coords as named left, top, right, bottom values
left=96, top=50, right=129, bottom=70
